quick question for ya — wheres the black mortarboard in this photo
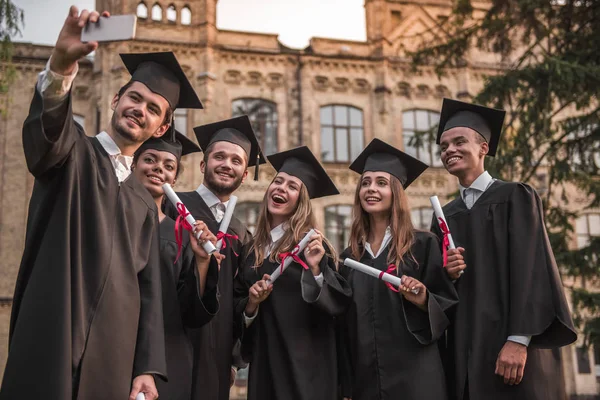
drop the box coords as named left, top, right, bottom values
left=120, top=52, right=203, bottom=110
left=267, top=146, right=339, bottom=199
left=436, top=98, right=506, bottom=156
left=136, top=130, right=201, bottom=160
left=349, top=138, right=428, bottom=189
left=193, top=115, right=266, bottom=180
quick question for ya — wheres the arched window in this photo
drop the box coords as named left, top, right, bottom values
left=325, top=205, right=352, bottom=251
left=576, top=213, right=600, bottom=248
left=237, top=202, right=261, bottom=234
left=181, top=6, right=192, bottom=25
left=136, top=2, right=148, bottom=19
left=173, top=109, right=188, bottom=136
left=411, top=207, right=434, bottom=231
left=402, top=110, right=442, bottom=167
left=232, top=99, right=278, bottom=155
left=320, top=105, right=363, bottom=163
left=167, top=4, right=177, bottom=22
left=151, top=3, right=162, bottom=21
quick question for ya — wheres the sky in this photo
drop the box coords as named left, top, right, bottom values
left=12, top=0, right=366, bottom=49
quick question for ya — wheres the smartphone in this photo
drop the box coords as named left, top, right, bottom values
left=81, top=14, right=137, bottom=43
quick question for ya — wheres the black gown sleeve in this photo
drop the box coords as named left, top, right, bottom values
left=177, top=244, right=219, bottom=329
left=401, top=234, right=459, bottom=345
left=133, top=212, right=168, bottom=380
left=336, top=249, right=354, bottom=398
left=22, top=88, right=82, bottom=177
left=300, top=244, right=353, bottom=316
left=507, top=183, right=576, bottom=347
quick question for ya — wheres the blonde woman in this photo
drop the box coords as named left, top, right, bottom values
left=338, top=139, right=459, bottom=400
left=233, top=146, right=351, bottom=400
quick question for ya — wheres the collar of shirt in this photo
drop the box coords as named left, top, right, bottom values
left=95, top=131, right=133, bottom=180
left=459, top=170, right=493, bottom=198
left=196, top=184, right=230, bottom=209
left=265, top=223, right=288, bottom=258
left=364, top=226, right=392, bottom=259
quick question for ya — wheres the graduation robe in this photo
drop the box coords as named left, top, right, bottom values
left=337, top=231, right=458, bottom=400
left=431, top=181, right=577, bottom=400
left=156, top=217, right=219, bottom=400
left=0, top=89, right=166, bottom=400
left=233, top=242, right=352, bottom=400
left=164, top=191, right=249, bottom=400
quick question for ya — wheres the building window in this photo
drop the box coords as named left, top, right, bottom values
left=320, top=105, right=363, bottom=163
left=173, top=109, right=188, bottom=136
left=73, top=114, right=85, bottom=129
left=325, top=205, right=352, bottom=251
left=232, top=99, right=278, bottom=155
left=166, top=4, right=177, bottom=22
left=151, top=3, right=162, bottom=21
left=576, top=213, right=600, bottom=248
left=411, top=207, right=434, bottom=231
left=136, top=2, right=148, bottom=18
left=402, top=110, right=442, bottom=167
left=181, top=6, right=191, bottom=25
left=237, top=202, right=261, bottom=234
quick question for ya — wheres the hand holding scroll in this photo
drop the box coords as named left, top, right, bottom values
left=399, top=276, right=427, bottom=311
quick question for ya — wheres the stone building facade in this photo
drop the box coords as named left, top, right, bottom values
left=0, top=0, right=598, bottom=397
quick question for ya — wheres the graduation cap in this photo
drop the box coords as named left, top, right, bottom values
left=436, top=98, right=506, bottom=157
left=193, top=115, right=266, bottom=180
left=267, top=146, right=339, bottom=199
left=120, top=52, right=203, bottom=110
left=136, top=130, right=201, bottom=161
left=349, top=138, right=428, bottom=189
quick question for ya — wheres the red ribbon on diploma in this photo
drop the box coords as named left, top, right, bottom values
left=438, top=217, right=451, bottom=267
left=174, top=202, right=193, bottom=264
left=379, top=264, right=400, bottom=292
left=217, top=231, right=239, bottom=256
left=278, top=246, right=309, bottom=273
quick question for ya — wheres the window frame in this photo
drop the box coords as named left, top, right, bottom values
left=231, top=98, right=278, bottom=156
left=320, top=104, right=364, bottom=163
left=402, top=109, right=442, bottom=167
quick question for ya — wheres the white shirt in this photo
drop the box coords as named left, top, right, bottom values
left=244, top=223, right=324, bottom=326
left=37, top=60, right=133, bottom=183
left=196, top=184, right=230, bottom=223
left=460, top=171, right=531, bottom=347
left=459, top=171, right=495, bottom=209
left=365, top=226, right=393, bottom=259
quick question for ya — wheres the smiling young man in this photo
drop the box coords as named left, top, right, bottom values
left=0, top=7, right=203, bottom=400
left=164, top=115, right=265, bottom=400
left=431, top=98, right=577, bottom=400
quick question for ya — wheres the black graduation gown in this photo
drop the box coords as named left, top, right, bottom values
left=0, top=89, right=166, bottom=400
left=156, top=217, right=219, bottom=400
left=233, top=241, right=353, bottom=400
left=431, top=181, right=577, bottom=400
left=337, top=231, right=458, bottom=400
left=164, top=191, right=250, bottom=400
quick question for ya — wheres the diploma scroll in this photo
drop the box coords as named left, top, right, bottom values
left=267, top=229, right=316, bottom=284
left=216, top=195, right=238, bottom=251
left=344, top=258, right=420, bottom=295
left=430, top=196, right=456, bottom=249
left=162, top=183, right=217, bottom=255
left=135, top=394, right=145, bottom=400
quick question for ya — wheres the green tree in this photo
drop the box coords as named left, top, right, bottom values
left=1, top=0, right=24, bottom=114
left=411, top=0, right=600, bottom=346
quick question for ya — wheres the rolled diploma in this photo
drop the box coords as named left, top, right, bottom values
left=344, top=258, right=420, bottom=295
left=267, top=229, right=316, bottom=284
left=430, top=196, right=456, bottom=249
left=135, top=394, right=145, bottom=400
left=162, top=183, right=217, bottom=254
left=216, top=195, right=238, bottom=251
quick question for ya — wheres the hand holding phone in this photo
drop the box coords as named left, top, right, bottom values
left=81, top=14, right=137, bottom=43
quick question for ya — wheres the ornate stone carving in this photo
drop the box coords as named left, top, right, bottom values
left=333, top=77, right=350, bottom=92
left=267, top=72, right=283, bottom=88
left=224, top=69, right=242, bottom=84
left=313, top=75, right=330, bottom=91
left=247, top=71, right=263, bottom=86
left=416, top=84, right=431, bottom=99
left=353, top=78, right=370, bottom=94
left=397, top=81, right=411, bottom=98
